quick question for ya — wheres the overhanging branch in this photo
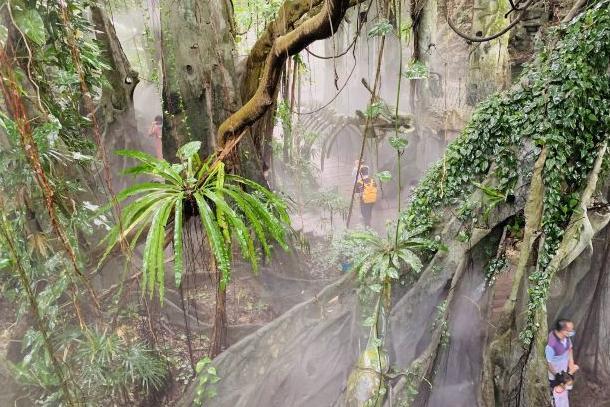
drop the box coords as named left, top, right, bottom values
left=216, top=0, right=360, bottom=149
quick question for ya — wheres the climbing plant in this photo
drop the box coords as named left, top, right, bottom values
left=400, top=1, right=610, bottom=344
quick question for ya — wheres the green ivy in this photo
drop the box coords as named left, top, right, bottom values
left=484, top=255, right=507, bottom=285
left=193, top=357, right=220, bottom=406
left=368, top=19, right=393, bottom=38
left=401, top=2, right=610, bottom=344
left=402, top=60, right=428, bottom=80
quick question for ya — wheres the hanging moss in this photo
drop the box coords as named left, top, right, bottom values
left=401, top=1, right=610, bottom=344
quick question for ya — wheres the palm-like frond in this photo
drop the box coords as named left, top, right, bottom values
left=339, top=224, right=435, bottom=288
left=101, top=142, right=291, bottom=301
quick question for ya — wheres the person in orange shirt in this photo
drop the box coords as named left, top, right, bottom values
left=355, top=166, right=377, bottom=228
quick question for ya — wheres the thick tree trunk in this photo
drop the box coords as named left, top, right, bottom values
left=466, top=0, right=511, bottom=105
left=159, top=0, right=241, bottom=160
left=91, top=6, right=140, bottom=191
left=157, top=0, right=241, bottom=355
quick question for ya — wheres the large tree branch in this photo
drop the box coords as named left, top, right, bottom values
left=563, top=0, right=589, bottom=23
left=239, top=0, right=325, bottom=103
left=216, top=0, right=357, bottom=148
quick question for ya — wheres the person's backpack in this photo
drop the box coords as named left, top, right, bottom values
left=361, top=177, right=378, bottom=204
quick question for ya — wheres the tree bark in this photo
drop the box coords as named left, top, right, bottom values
left=210, top=273, right=228, bottom=358
left=91, top=6, right=141, bottom=191
left=466, top=0, right=511, bottom=105
left=159, top=0, right=241, bottom=160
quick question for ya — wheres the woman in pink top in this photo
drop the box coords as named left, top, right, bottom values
left=148, top=115, right=163, bottom=159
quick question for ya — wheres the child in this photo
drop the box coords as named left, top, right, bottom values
left=351, top=159, right=363, bottom=179
left=550, top=371, right=574, bottom=407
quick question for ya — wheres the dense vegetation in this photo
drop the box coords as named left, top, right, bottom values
left=0, top=0, right=608, bottom=406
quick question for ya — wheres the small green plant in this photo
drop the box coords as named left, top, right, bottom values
left=368, top=19, right=393, bottom=38
left=389, top=136, right=408, bottom=151
left=11, top=329, right=168, bottom=406
left=403, top=60, right=428, bottom=80
left=432, top=300, right=450, bottom=347
left=507, top=215, right=524, bottom=238
left=485, top=254, right=507, bottom=285
left=376, top=170, right=392, bottom=183
left=193, top=357, right=220, bottom=406
left=306, top=188, right=349, bottom=226
left=339, top=225, right=437, bottom=291
left=399, top=364, right=424, bottom=406
left=364, top=101, right=385, bottom=119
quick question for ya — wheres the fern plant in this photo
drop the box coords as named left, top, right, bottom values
left=339, top=225, right=436, bottom=291
left=100, top=141, right=290, bottom=302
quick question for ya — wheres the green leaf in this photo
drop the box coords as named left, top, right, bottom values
left=195, top=357, right=211, bottom=374
left=364, top=102, right=383, bottom=119
left=206, top=189, right=257, bottom=273
left=122, top=164, right=153, bottom=176
left=173, top=194, right=184, bottom=287
left=387, top=266, right=399, bottom=280
left=232, top=177, right=291, bottom=223
left=14, top=9, right=46, bottom=46
left=368, top=19, right=393, bottom=38
left=223, top=187, right=268, bottom=249
left=141, top=205, right=164, bottom=297
left=363, top=316, right=376, bottom=327
left=177, top=141, right=201, bottom=161
left=0, top=258, right=11, bottom=269
left=389, top=136, right=408, bottom=151
left=457, top=230, right=470, bottom=243
left=117, top=149, right=182, bottom=185
left=399, top=22, right=412, bottom=41
left=403, top=60, right=428, bottom=80
left=101, top=182, right=177, bottom=211
left=235, top=190, right=289, bottom=251
left=155, top=201, right=173, bottom=303
left=194, top=192, right=231, bottom=289
left=0, top=111, right=19, bottom=143
left=226, top=180, right=290, bottom=245
left=376, top=171, right=392, bottom=183
left=472, top=182, right=506, bottom=199
left=397, top=249, right=423, bottom=273
left=141, top=199, right=173, bottom=300
left=369, top=283, right=382, bottom=292
left=98, top=194, right=171, bottom=269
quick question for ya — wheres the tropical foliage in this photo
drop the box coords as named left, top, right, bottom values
left=7, top=326, right=168, bottom=406
left=101, top=141, right=291, bottom=301
left=401, top=1, right=610, bottom=344
left=336, top=225, right=440, bottom=291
